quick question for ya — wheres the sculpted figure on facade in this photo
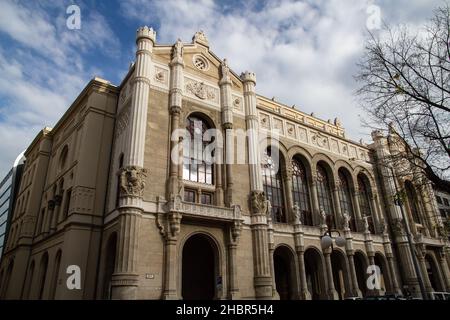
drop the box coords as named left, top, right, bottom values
left=342, top=211, right=350, bottom=230
left=172, top=38, right=183, bottom=60
left=293, top=203, right=302, bottom=225
left=120, top=166, right=147, bottom=197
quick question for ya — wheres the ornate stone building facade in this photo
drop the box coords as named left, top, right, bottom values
left=0, top=27, right=449, bottom=300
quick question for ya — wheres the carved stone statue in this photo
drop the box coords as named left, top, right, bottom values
left=342, top=211, right=350, bottom=230
left=363, top=216, right=370, bottom=233
left=172, top=38, right=183, bottom=60
left=320, top=209, right=327, bottom=226
left=120, top=166, right=147, bottom=197
left=293, top=203, right=302, bottom=225
left=221, top=58, right=230, bottom=80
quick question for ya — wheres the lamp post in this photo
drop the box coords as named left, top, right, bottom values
left=320, top=212, right=347, bottom=250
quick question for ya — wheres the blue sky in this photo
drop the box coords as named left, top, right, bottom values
left=0, top=0, right=444, bottom=176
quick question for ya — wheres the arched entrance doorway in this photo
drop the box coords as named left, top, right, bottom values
left=425, top=254, right=444, bottom=292
left=182, top=234, right=218, bottom=300
left=354, top=251, right=368, bottom=297
left=304, top=248, right=325, bottom=300
left=273, top=246, right=296, bottom=300
left=374, top=253, right=391, bottom=295
left=331, top=250, right=351, bottom=300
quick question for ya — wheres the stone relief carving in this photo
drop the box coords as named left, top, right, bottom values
left=286, top=123, right=295, bottom=137
left=185, top=78, right=217, bottom=102
left=260, top=114, right=270, bottom=128
left=250, top=191, right=268, bottom=214
left=320, top=209, right=327, bottom=226
left=154, top=66, right=168, bottom=84
left=232, top=96, right=243, bottom=112
left=119, top=166, right=147, bottom=197
left=311, top=132, right=328, bottom=149
left=115, top=105, right=130, bottom=137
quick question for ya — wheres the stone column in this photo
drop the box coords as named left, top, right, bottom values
left=371, top=130, right=422, bottom=296
left=332, top=186, right=342, bottom=229
left=381, top=229, right=401, bottom=295
left=241, top=71, right=273, bottom=299
left=267, top=208, right=279, bottom=299
left=438, top=248, right=450, bottom=292
left=219, top=59, right=233, bottom=207
left=168, top=38, right=184, bottom=198
left=310, top=176, right=320, bottom=226
left=283, top=167, right=294, bottom=222
left=351, top=188, right=362, bottom=232
left=228, top=206, right=243, bottom=299
left=369, top=193, right=381, bottom=233
left=111, top=26, right=155, bottom=300
left=323, top=247, right=339, bottom=300
left=163, top=197, right=182, bottom=300
left=293, top=208, right=310, bottom=299
left=416, top=243, right=433, bottom=297
left=364, top=226, right=379, bottom=296
left=344, top=228, right=362, bottom=297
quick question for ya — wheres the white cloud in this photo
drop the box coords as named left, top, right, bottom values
left=0, top=0, right=120, bottom=175
left=120, top=0, right=443, bottom=143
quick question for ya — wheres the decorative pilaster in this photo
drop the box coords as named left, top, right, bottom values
left=438, top=248, right=450, bottom=291
left=381, top=225, right=402, bottom=295
left=323, top=247, right=339, bottom=300
left=415, top=243, right=433, bottom=297
left=293, top=205, right=311, bottom=299
left=220, top=59, right=232, bottom=206
left=162, top=195, right=182, bottom=300
left=363, top=218, right=379, bottom=296
left=111, top=26, right=155, bottom=300
left=344, top=225, right=362, bottom=297
left=242, top=71, right=273, bottom=299
left=310, top=176, right=320, bottom=226
left=168, top=39, right=184, bottom=198
left=227, top=205, right=243, bottom=299
left=371, top=130, right=422, bottom=295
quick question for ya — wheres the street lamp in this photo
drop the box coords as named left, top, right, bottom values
left=320, top=210, right=347, bottom=250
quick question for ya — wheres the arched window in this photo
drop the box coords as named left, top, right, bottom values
left=358, top=175, right=374, bottom=233
left=59, top=145, right=68, bottom=171
left=183, top=116, right=213, bottom=185
left=116, top=154, right=124, bottom=207
left=316, top=164, right=335, bottom=228
left=50, top=250, right=61, bottom=299
left=262, top=148, right=286, bottom=223
left=25, top=261, right=35, bottom=299
left=338, top=169, right=356, bottom=231
left=38, top=253, right=48, bottom=299
left=291, top=158, right=312, bottom=225
left=405, top=181, right=421, bottom=224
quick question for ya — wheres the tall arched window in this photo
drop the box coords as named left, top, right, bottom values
left=291, top=158, right=312, bottom=225
left=358, top=175, right=374, bottom=233
left=262, top=148, right=286, bottom=223
left=59, top=145, right=68, bottom=171
left=183, top=116, right=213, bottom=185
left=405, top=181, right=421, bottom=224
left=338, top=169, right=356, bottom=231
left=316, top=164, right=335, bottom=228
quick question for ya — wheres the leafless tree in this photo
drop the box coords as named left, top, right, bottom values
left=356, top=4, right=450, bottom=192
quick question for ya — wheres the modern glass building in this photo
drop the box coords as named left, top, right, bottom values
left=0, top=153, right=24, bottom=260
